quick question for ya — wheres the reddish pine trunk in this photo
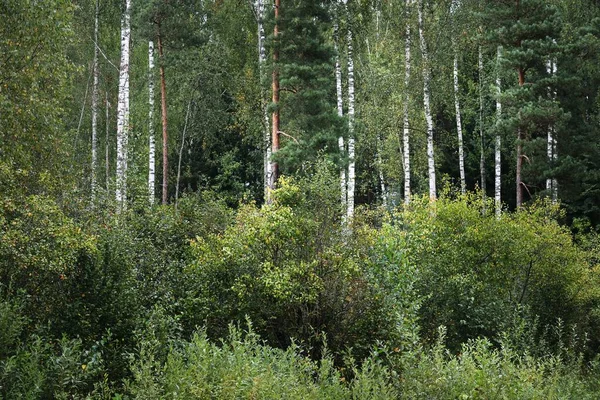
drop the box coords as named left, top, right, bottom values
left=516, top=66, right=525, bottom=208
left=269, top=0, right=280, bottom=196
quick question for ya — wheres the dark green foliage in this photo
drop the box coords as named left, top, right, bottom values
left=272, top=0, right=345, bottom=174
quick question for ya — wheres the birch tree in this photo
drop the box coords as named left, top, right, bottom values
left=148, top=40, right=156, bottom=205
left=495, top=46, right=502, bottom=216
left=346, top=2, right=356, bottom=220
left=451, top=0, right=465, bottom=194
left=116, top=0, right=131, bottom=209
left=255, top=0, right=272, bottom=202
left=91, top=0, right=100, bottom=201
left=403, top=0, right=413, bottom=204
left=418, top=0, right=436, bottom=201
left=479, top=46, right=486, bottom=197
left=546, top=58, right=558, bottom=203
left=335, top=21, right=346, bottom=212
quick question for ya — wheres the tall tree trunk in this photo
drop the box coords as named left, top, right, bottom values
left=546, top=58, right=558, bottom=203
left=403, top=0, right=413, bottom=204
left=268, top=0, right=280, bottom=196
left=157, top=33, right=169, bottom=205
left=105, top=92, right=110, bottom=192
left=451, top=0, right=465, bottom=194
left=516, top=66, right=525, bottom=208
left=495, top=46, right=502, bottom=216
left=418, top=0, right=436, bottom=201
left=335, top=22, right=346, bottom=212
left=256, top=0, right=272, bottom=203
left=116, top=0, right=131, bottom=209
left=346, top=21, right=356, bottom=221
left=454, top=53, right=466, bottom=194
left=148, top=41, right=156, bottom=205
left=479, top=45, right=486, bottom=198
left=91, top=0, right=99, bottom=202
left=175, top=99, right=192, bottom=209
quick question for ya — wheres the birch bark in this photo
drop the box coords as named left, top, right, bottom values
left=403, top=0, right=413, bottom=204
left=115, top=0, right=131, bottom=209
left=495, top=46, right=502, bottom=216
left=418, top=0, right=436, bottom=201
left=346, top=22, right=356, bottom=220
left=451, top=0, right=465, bottom=194
left=256, top=0, right=272, bottom=203
left=546, top=59, right=558, bottom=203
left=335, top=22, right=346, bottom=212
left=91, top=0, right=99, bottom=202
left=148, top=41, right=156, bottom=205
left=479, top=46, right=486, bottom=197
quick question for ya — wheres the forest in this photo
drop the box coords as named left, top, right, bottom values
left=2, top=0, right=600, bottom=398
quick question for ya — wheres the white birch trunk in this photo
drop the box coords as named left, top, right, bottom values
left=91, top=0, right=99, bottom=202
left=451, top=0, right=465, bottom=194
left=403, top=0, right=413, bottom=204
left=148, top=41, right=156, bottom=205
left=257, top=0, right=272, bottom=202
left=478, top=45, right=486, bottom=197
left=453, top=53, right=466, bottom=194
left=495, top=46, right=502, bottom=216
left=346, top=25, right=356, bottom=221
left=546, top=58, right=558, bottom=203
left=335, top=22, right=346, bottom=212
left=418, top=0, right=436, bottom=201
left=105, top=92, right=110, bottom=192
left=116, top=0, right=131, bottom=209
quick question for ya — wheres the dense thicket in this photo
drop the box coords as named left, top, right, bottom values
left=3, top=0, right=600, bottom=398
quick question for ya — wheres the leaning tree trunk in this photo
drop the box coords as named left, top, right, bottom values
left=335, top=22, right=346, bottom=212
left=148, top=41, right=156, bottom=205
left=346, top=21, right=356, bottom=221
left=115, top=0, right=131, bottom=209
left=403, top=0, right=413, bottom=204
left=256, top=0, right=272, bottom=203
left=91, top=0, right=99, bottom=202
left=157, top=32, right=169, bottom=205
left=175, top=99, right=192, bottom=209
left=268, top=0, right=280, bottom=195
left=418, top=0, right=436, bottom=201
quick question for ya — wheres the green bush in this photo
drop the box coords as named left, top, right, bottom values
left=394, top=194, right=600, bottom=351
left=184, top=173, right=418, bottom=362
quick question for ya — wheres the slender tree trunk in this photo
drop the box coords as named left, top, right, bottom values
left=157, top=33, right=169, bottom=205
left=256, top=0, right=272, bottom=203
left=495, top=46, right=502, bottom=216
left=148, top=41, right=156, bottom=205
left=346, top=22, right=356, bottom=221
left=453, top=53, right=466, bottom=194
left=377, top=135, right=387, bottom=206
left=175, top=100, right=192, bottom=209
left=479, top=45, right=487, bottom=198
left=403, top=0, right=412, bottom=204
left=105, top=92, right=110, bottom=192
left=115, top=0, right=131, bottom=209
left=478, top=45, right=485, bottom=194
left=91, top=0, right=99, bottom=202
left=268, top=0, right=280, bottom=195
left=451, top=0, right=465, bottom=194
left=335, top=22, right=346, bottom=212
left=418, top=0, right=436, bottom=201
left=546, top=58, right=558, bottom=203
left=516, top=66, right=525, bottom=208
